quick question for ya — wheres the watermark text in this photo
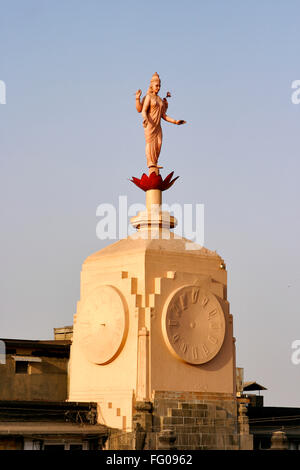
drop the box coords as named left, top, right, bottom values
left=0, top=340, right=6, bottom=364
left=291, top=340, right=300, bottom=365
left=96, top=196, right=205, bottom=249
left=291, top=80, right=300, bottom=104
left=0, top=80, right=6, bottom=104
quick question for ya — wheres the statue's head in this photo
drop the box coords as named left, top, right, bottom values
left=148, top=72, right=161, bottom=95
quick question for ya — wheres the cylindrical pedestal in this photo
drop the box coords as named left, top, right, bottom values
left=146, top=189, right=162, bottom=210
left=130, top=188, right=177, bottom=230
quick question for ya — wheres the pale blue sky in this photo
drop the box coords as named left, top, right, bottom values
left=1, top=1, right=300, bottom=407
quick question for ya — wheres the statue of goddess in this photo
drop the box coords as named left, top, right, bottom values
left=135, top=73, right=186, bottom=172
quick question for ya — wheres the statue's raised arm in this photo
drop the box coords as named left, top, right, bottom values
left=135, top=73, right=186, bottom=173
left=135, top=89, right=144, bottom=113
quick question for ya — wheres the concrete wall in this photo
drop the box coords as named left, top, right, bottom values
left=0, top=355, right=68, bottom=402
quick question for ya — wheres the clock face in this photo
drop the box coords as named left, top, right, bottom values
left=162, top=285, right=225, bottom=365
left=78, top=285, right=127, bottom=365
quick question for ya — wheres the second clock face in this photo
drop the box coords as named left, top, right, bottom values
left=162, top=285, right=226, bottom=365
left=78, top=285, right=127, bottom=365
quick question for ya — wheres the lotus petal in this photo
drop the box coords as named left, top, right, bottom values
left=130, top=170, right=179, bottom=191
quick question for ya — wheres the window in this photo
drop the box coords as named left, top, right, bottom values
left=43, top=445, right=65, bottom=451
left=15, top=361, right=29, bottom=374
left=13, top=355, right=42, bottom=374
left=69, top=444, right=83, bottom=451
left=40, top=441, right=88, bottom=451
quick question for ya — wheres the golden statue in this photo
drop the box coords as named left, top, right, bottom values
left=136, top=73, right=186, bottom=173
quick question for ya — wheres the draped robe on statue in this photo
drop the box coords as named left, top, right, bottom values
left=143, top=94, right=167, bottom=168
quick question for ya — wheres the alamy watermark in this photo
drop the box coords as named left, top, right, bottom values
left=291, top=340, right=300, bottom=365
left=0, top=80, right=6, bottom=104
left=291, top=80, right=300, bottom=104
left=0, top=340, right=6, bottom=364
left=96, top=197, right=204, bottom=250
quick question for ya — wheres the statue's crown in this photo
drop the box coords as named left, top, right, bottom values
left=151, top=72, right=160, bottom=82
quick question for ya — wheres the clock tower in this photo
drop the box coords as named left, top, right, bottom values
left=68, top=183, right=249, bottom=449
left=68, top=74, right=253, bottom=449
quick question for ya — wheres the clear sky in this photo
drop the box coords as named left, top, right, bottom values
left=1, top=0, right=300, bottom=407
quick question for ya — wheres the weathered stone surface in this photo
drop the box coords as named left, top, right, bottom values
left=270, top=431, right=288, bottom=450
left=157, top=429, right=177, bottom=450
left=143, top=391, right=243, bottom=450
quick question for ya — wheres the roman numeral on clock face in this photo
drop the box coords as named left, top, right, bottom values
left=179, top=294, right=188, bottom=310
left=202, top=344, right=209, bottom=356
left=171, top=302, right=182, bottom=317
left=191, top=288, right=200, bottom=304
left=208, top=335, right=218, bottom=344
left=208, top=309, right=217, bottom=319
left=192, top=347, right=198, bottom=359
left=180, top=342, right=187, bottom=353
left=173, top=334, right=180, bottom=343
